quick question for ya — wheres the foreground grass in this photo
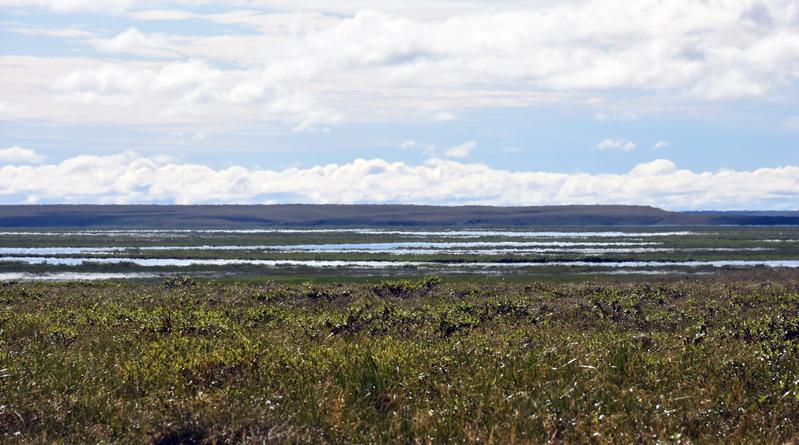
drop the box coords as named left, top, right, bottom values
left=2, top=275, right=799, bottom=443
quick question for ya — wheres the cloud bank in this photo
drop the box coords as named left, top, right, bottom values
left=2, top=0, right=799, bottom=128
left=0, top=149, right=796, bottom=209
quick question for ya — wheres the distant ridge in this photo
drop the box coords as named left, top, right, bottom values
left=0, top=205, right=797, bottom=228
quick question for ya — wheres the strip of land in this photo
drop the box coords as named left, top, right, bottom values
left=0, top=205, right=797, bottom=228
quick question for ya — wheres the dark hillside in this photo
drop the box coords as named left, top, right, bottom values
left=0, top=205, right=796, bottom=228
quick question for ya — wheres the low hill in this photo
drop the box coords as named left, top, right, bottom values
left=0, top=205, right=796, bottom=228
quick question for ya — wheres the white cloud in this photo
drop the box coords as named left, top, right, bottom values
left=50, top=59, right=222, bottom=105
left=129, top=9, right=196, bottom=21
left=597, top=139, right=636, bottom=151
left=3, top=1, right=799, bottom=128
left=693, top=70, right=765, bottom=100
left=399, top=140, right=437, bottom=156
left=653, top=141, right=669, bottom=150
left=444, top=141, right=477, bottom=158
left=34, top=58, right=339, bottom=128
left=0, top=146, right=45, bottom=164
left=267, top=92, right=343, bottom=131
left=89, top=27, right=181, bottom=58
left=628, top=159, right=677, bottom=177
left=430, top=111, right=457, bottom=121
left=0, top=1, right=545, bottom=16
left=1, top=152, right=795, bottom=209
left=0, top=0, right=135, bottom=13
left=6, top=25, right=92, bottom=38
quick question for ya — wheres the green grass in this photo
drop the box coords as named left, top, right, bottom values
left=2, top=275, right=799, bottom=443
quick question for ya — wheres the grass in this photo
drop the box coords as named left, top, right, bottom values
left=2, top=274, right=799, bottom=443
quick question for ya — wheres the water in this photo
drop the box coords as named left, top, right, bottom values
left=0, top=247, right=127, bottom=255
left=0, top=272, right=160, bottom=281
left=2, top=256, right=797, bottom=269
left=0, top=243, right=771, bottom=257
left=0, top=227, right=794, bottom=280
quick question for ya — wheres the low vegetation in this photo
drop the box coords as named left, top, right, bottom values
left=2, top=274, right=799, bottom=443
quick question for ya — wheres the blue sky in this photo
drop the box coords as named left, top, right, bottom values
left=0, top=0, right=798, bottom=208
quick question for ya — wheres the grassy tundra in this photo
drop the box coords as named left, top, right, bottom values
left=2, top=274, right=799, bottom=443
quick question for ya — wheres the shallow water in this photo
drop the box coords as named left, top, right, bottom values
left=0, top=247, right=126, bottom=255
left=0, top=272, right=160, bottom=281
left=0, top=227, right=793, bottom=280
left=0, top=244, right=771, bottom=256
left=2, top=256, right=797, bottom=269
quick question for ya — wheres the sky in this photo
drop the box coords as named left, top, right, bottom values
left=0, top=0, right=798, bottom=209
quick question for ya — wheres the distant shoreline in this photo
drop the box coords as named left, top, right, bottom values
left=0, top=204, right=797, bottom=228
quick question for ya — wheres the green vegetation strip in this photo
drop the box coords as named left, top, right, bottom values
left=2, top=275, right=799, bottom=443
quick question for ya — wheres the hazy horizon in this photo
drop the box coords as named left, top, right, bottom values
left=0, top=203, right=796, bottom=213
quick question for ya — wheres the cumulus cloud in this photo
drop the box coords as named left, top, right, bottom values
left=41, top=58, right=341, bottom=128
left=597, top=139, right=636, bottom=151
left=444, top=141, right=477, bottom=158
left=90, top=27, right=181, bottom=58
left=50, top=59, right=221, bottom=104
left=628, top=159, right=678, bottom=177
left=0, top=146, right=45, bottom=164
left=0, top=151, right=796, bottom=209
left=3, top=0, right=799, bottom=128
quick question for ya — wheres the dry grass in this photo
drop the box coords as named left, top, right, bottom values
left=1, top=275, right=799, bottom=443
